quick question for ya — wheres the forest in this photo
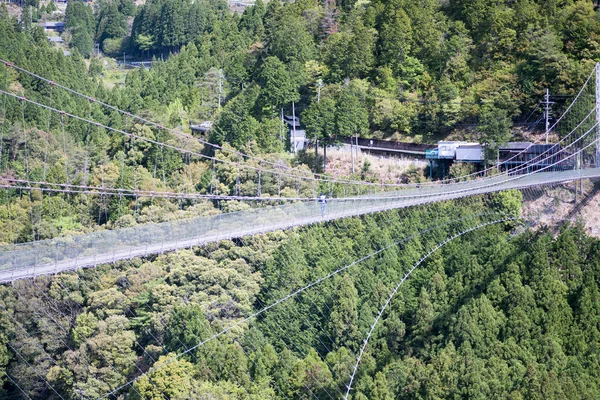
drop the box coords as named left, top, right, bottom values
left=2, top=193, right=600, bottom=399
left=14, top=0, right=600, bottom=148
left=0, top=0, right=600, bottom=398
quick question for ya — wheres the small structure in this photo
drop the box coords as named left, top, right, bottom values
left=40, top=21, right=65, bottom=32
left=437, top=141, right=467, bottom=159
left=118, top=61, right=155, bottom=70
left=426, top=141, right=482, bottom=162
left=498, top=142, right=532, bottom=156
left=47, top=36, right=64, bottom=44
left=344, top=137, right=432, bottom=157
left=456, top=143, right=484, bottom=162
left=283, top=115, right=306, bottom=153
left=499, top=142, right=572, bottom=171
left=291, top=129, right=307, bottom=152
left=283, top=115, right=300, bottom=128
left=426, top=141, right=482, bottom=179
left=190, top=121, right=213, bottom=135
left=425, top=140, right=573, bottom=179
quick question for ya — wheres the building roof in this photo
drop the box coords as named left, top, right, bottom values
left=500, top=142, right=532, bottom=151
left=41, top=21, right=65, bottom=28
left=190, top=121, right=213, bottom=132
left=283, top=115, right=301, bottom=127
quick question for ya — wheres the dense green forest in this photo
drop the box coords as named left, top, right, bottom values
left=126, top=0, right=600, bottom=145
left=1, top=193, right=600, bottom=399
left=1, top=0, right=600, bottom=399
left=14, top=0, right=600, bottom=146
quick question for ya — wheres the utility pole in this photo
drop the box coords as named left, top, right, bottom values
left=317, top=79, right=322, bottom=102
left=355, top=131, right=359, bottom=172
left=351, top=133, right=355, bottom=173
left=316, top=79, right=323, bottom=172
left=218, top=68, right=223, bottom=110
left=280, top=108, right=284, bottom=145
left=292, top=101, right=296, bottom=154
left=544, top=88, right=554, bottom=144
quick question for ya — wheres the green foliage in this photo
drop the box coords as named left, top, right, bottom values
left=46, top=0, right=57, bottom=13
left=291, top=348, right=334, bottom=398
left=329, top=276, right=360, bottom=347
left=324, top=17, right=377, bottom=81
left=72, top=311, right=99, bottom=346
left=71, top=28, right=94, bottom=57
left=258, top=56, right=299, bottom=112
left=132, top=0, right=229, bottom=53
left=212, top=84, right=262, bottom=149
left=3, top=2, right=600, bottom=397
left=65, top=0, right=95, bottom=58
left=101, top=37, right=123, bottom=57
left=65, top=0, right=94, bottom=33
left=239, top=0, right=266, bottom=39
left=267, top=8, right=315, bottom=65
left=489, top=189, right=523, bottom=218
left=448, top=162, right=477, bottom=181
left=378, top=0, right=412, bottom=77
left=3, top=191, right=600, bottom=399
left=480, top=104, right=513, bottom=158
left=0, top=333, right=8, bottom=390
left=302, top=97, right=337, bottom=144
left=95, top=0, right=129, bottom=44
left=24, top=0, right=600, bottom=153
left=336, top=87, right=369, bottom=140
left=133, top=354, right=197, bottom=399
left=164, top=305, right=212, bottom=356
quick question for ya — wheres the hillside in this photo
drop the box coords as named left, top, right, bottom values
left=1, top=0, right=600, bottom=399
left=1, top=195, right=600, bottom=399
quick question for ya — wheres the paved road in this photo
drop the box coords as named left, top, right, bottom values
left=0, top=169, right=597, bottom=283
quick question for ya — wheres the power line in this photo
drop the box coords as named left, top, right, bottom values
left=101, top=214, right=522, bottom=399
left=0, top=89, right=387, bottom=189
left=344, top=216, right=521, bottom=399
left=0, top=59, right=361, bottom=183
left=0, top=179, right=317, bottom=201
left=544, top=88, right=555, bottom=144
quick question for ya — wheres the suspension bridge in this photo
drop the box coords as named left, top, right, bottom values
left=0, top=58, right=598, bottom=281
left=0, top=167, right=598, bottom=283
left=1, top=59, right=600, bottom=399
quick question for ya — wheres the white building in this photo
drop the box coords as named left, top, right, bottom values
left=284, top=115, right=307, bottom=153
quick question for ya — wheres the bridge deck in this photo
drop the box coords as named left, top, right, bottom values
left=0, top=169, right=597, bottom=283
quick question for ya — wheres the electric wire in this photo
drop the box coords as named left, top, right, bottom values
left=343, top=217, right=519, bottom=398
left=100, top=211, right=518, bottom=398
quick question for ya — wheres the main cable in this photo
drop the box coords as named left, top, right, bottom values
left=99, top=212, right=520, bottom=399
left=344, top=216, right=521, bottom=399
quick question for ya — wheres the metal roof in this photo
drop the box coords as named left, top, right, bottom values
left=190, top=121, right=213, bottom=132
left=283, top=115, right=301, bottom=127
left=41, top=21, right=65, bottom=28
left=499, top=142, right=532, bottom=151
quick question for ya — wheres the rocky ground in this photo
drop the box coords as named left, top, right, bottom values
left=522, top=178, right=600, bottom=237
left=317, top=145, right=429, bottom=184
